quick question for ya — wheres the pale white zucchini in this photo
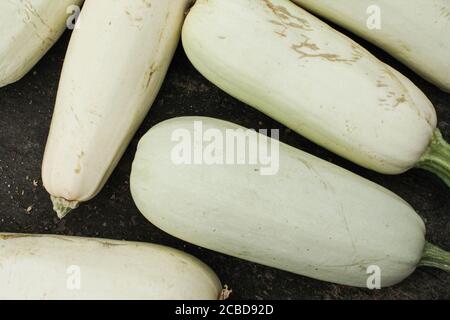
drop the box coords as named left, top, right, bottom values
left=0, top=0, right=84, bottom=87
left=182, top=0, right=450, bottom=186
left=130, top=117, right=450, bottom=288
left=42, top=0, right=192, bottom=218
left=0, top=233, right=223, bottom=300
left=291, top=0, right=450, bottom=92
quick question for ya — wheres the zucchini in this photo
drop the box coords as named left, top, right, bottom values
left=0, top=233, right=223, bottom=300
left=130, top=117, right=450, bottom=288
left=182, top=0, right=450, bottom=186
left=290, top=0, right=450, bottom=92
left=42, top=0, right=192, bottom=218
left=0, top=0, right=84, bottom=87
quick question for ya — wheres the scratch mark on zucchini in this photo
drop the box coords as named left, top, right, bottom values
left=144, top=64, right=157, bottom=89
left=0, top=234, right=32, bottom=240
left=291, top=37, right=363, bottom=64
left=263, top=0, right=311, bottom=29
left=440, top=6, right=450, bottom=19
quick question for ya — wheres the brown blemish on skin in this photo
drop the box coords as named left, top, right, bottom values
left=393, top=95, right=407, bottom=107
left=269, top=19, right=284, bottom=26
left=144, top=63, right=158, bottom=89
left=22, top=0, right=56, bottom=45
left=0, top=234, right=128, bottom=249
left=0, top=234, right=74, bottom=243
left=399, top=43, right=411, bottom=53
left=347, top=43, right=365, bottom=64
left=275, top=31, right=287, bottom=37
left=265, top=0, right=312, bottom=38
left=142, top=0, right=152, bottom=8
left=70, top=105, right=81, bottom=125
left=23, top=1, right=54, bottom=31
left=0, top=234, right=32, bottom=240
left=74, top=151, right=84, bottom=174
left=291, top=37, right=364, bottom=64
left=377, top=80, right=388, bottom=88
left=98, top=240, right=127, bottom=248
left=441, top=6, right=450, bottom=19
left=264, top=0, right=364, bottom=64
left=263, top=0, right=311, bottom=28
left=378, top=67, right=433, bottom=127
left=125, top=1, right=154, bottom=30
left=292, top=41, right=339, bottom=61
left=159, top=10, right=170, bottom=43
left=381, top=67, right=420, bottom=112
left=88, top=109, right=102, bottom=118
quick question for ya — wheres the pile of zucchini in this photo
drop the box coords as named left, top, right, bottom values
left=0, top=0, right=449, bottom=299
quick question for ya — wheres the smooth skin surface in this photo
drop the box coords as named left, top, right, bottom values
left=131, top=117, right=426, bottom=288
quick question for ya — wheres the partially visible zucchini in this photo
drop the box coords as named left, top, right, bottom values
left=291, top=0, right=450, bottom=92
left=131, top=117, right=450, bottom=288
left=0, top=0, right=84, bottom=87
left=0, top=233, right=223, bottom=300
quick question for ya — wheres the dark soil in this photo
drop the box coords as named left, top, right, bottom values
left=0, top=23, right=449, bottom=299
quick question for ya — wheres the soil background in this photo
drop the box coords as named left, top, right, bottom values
left=0, top=13, right=449, bottom=299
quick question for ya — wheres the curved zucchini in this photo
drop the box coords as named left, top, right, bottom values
left=0, top=0, right=84, bottom=87
left=131, top=117, right=450, bottom=288
left=181, top=0, right=450, bottom=186
left=0, top=233, right=222, bottom=300
left=42, top=0, right=192, bottom=218
left=291, top=0, right=450, bottom=92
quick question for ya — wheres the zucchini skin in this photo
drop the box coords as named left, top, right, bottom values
left=0, top=0, right=84, bottom=87
left=0, top=233, right=222, bottom=300
left=182, top=0, right=437, bottom=175
left=291, top=0, right=450, bottom=92
left=131, top=117, right=426, bottom=288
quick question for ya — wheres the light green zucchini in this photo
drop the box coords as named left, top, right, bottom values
left=131, top=117, right=450, bottom=288
left=182, top=0, right=450, bottom=186
left=0, top=233, right=223, bottom=300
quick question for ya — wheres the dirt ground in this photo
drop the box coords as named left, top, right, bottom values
left=0, top=23, right=449, bottom=299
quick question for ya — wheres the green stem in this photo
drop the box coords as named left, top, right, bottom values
left=416, top=129, right=450, bottom=187
left=418, top=242, right=450, bottom=272
left=51, top=196, right=79, bottom=219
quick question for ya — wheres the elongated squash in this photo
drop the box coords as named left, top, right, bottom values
left=0, top=0, right=84, bottom=87
left=182, top=0, right=450, bottom=186
left=0, top=233, right=223, bottom=300
left=290, top=0, right=450, bottom=92
left=42, top=0, right=192, bottom=218
left=131, top=117, right=450, bottom=288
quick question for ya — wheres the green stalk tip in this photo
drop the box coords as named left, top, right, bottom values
left=416, top=128, right=450, bottom=187
left=50, top=196, right=79, bottom=219
left=419, top=242, right=450, bottom=272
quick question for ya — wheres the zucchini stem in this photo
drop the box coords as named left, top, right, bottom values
left=51, top=196, right=79, bottom=219
left=219, top=285, right=232, bottom=300
left=419, top=242, right=450, bottom=272
left=416, top=128, right=450, bottom=187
